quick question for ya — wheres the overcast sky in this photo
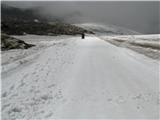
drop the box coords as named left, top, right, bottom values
left=3, top=1, right=160, bottom=34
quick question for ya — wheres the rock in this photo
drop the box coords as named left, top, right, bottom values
left=1, top=33, right=35, bottom=50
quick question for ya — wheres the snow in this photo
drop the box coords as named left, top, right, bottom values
left=75, top=23, right=140, bottom=35
left=1, top=35, right=159, bottom=119
left=100, top=34, right=160, bottom=60
left=1, top=35, right=74, bottom=74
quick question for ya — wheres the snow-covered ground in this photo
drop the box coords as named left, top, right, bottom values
left=1, top=35, right=74, bottom=74
left=100, top=34, right=160, bottom=60
left=1, top=34, right=159, bottom=119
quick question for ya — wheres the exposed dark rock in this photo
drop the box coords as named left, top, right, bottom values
left=1, top=4, right=93, bottom=36
left=1, top=33, right=35, bottom=50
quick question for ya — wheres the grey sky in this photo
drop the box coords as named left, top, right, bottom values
left=3, top=1, right=160, bottom=34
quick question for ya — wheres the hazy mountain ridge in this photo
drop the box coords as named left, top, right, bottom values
left=75, top=23, right=140, bottom=35
left=1, top=4, right=92, bottom=36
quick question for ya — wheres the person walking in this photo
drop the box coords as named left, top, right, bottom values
left=81, top=32, right=85, bottom=39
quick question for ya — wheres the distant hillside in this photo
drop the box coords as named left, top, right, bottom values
left=75, top=23, right=140, bottom=35
left=1, top=4, right=93, bottom=35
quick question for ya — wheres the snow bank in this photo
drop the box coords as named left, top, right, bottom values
left=100, top=34, right=160, bottom=60
left=2, top=35, right=77, bottom=75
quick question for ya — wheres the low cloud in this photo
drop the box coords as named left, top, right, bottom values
left=3, top=1, right=160, bottom=34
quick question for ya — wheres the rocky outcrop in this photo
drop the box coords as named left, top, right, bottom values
left=1, top=33, right=35, bottom=50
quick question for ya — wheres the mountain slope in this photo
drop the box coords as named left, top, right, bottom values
left=1, top=4, right=92, bottom=35
left=75, top=23, right=140, bottom=35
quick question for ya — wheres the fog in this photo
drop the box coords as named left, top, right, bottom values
left=3, top=1, right=160, bottom=34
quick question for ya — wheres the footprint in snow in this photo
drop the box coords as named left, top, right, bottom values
left=40, top=68, right=44, bottom=71
left=116, top=96, right=126, bottom=104
left=107, top=98, right=113, bottom=102
left=41, top=94, right=53, bottom=101
left=34, top=79, right=38, bottom=82
left=32, top=71, right=36, bottom=75
left=8, top=107, right=22, bottom=114
left=45, top=112, right=53, bottom=118
left=48, top=84, right=55, bottom=88
left=136, top=104, right=144, bottom=110
left=10, top=93, right=18, bottom=98
left=2, top=103, right=10, bottom=111
left=18, top=82, right=25, bottom=88
left=21, top=73, right=29, bottom=79
left=2, top=92, right=7, bottom=98
left=10, top=85, right=14, bottom=90
left=132, top=94, right=142, bottom=100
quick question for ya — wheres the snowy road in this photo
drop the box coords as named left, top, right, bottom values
left=2, top=35, right=159, bottom=119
